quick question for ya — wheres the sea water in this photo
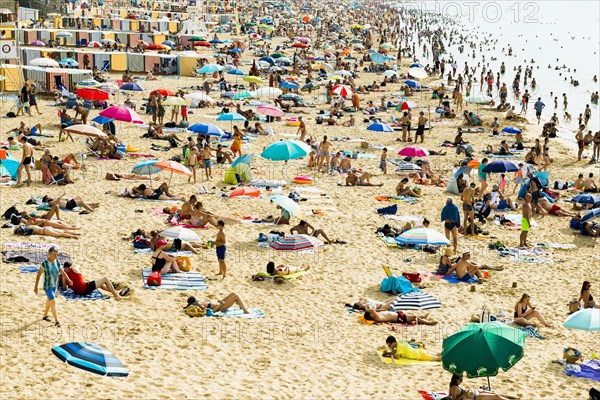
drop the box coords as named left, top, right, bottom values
left=396, top=0, right=600, bottom=146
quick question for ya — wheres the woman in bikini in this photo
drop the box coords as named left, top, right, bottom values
left=14, top=225, right=80, bottom=239
left=350, top=297, right=397, bottom=311
left=150, top=244, right=182, bottom=274
left=20, top=216, right=79, bottom=230
left=185, top=293, right=249, bottom=314
left=450, top=374, right=520, bottom=400
left=363, top=307, right=438, bottom=325
left=132, top=183, right=183, bottom=201
left=266, top=261, right=309, bottom=277
left=190, top=202, right=219, bottom=227
left=513, top=293, right=552, bottom=328
left=579, top=281, right=600, bottom=309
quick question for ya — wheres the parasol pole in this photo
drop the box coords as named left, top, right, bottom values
left=487, top=376, right=491, bottom=391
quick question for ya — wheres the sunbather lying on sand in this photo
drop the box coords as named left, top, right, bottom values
left=149, top=233, right=201, bottom=253
left=19, top=216, right=79, bottom=230
left=450, top=374, right=521, bottom=400
left=290, top=220, right=339, bottom=244
left=363, top=307, right=438, bottom=325
left=13, top=224, right=80, bottom=239
left=186, top=292, right=249, bottom=314
left=266, top=262, right=310, bottom=276
left=42, top=192, right=99, bottom=213
left=346, top=170, right=383, bottom=187
left=105, top=173, right=160, bottom=181
left=132, top=183, right=183, bottom=201
left=349, top=297, right=397, bottom=311
left=446, top=252, right=504, bottom=282
left=538, top=198, right=578, bottom=217
left=382, top=336, right=441, bottom=361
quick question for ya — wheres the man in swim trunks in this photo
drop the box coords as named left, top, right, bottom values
left=520, top=193, right=532, bottom=247
left=15, top=136, right=34, bottom=187
left=441, top=198, right=460, bottom=253
left=446, top=252, right=485, bottom=283
left=202, top=145, right=213, bottom=180
left=290, top=220, right=333, bottom=244
left=584, top=173, right=598, bottom=193
left=214, top=220, right=227, bottom=278
left=575, top=125, right=585, bottom=161
left=461, top=182, right=476, bottom=235
left=363, top=308, right=438, bottom=325
left=539, top=198, right=578, bottom=217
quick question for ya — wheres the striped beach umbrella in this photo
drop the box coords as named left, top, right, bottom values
left=395, top=162, right=422, bottom=172
left=159, top=226, right=200, bottom=243
left=270, top=234, right=323, bottom=251
left=392, top=292, right=442, bottom=310
left=395, top=228, right=450, bottom=246
left=52, top=342, right=128, bottom=377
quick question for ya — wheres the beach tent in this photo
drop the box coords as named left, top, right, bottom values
left=446, top=166, right=472, bottom=195
left=0, top=154, right=19, bottom=179
left=223, top=163, right=252, bottom=184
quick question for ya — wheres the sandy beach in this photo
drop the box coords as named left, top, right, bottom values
left=1, top=2, right=600, bottom=399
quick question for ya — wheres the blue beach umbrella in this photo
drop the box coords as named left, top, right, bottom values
left=59, top=58, right=79, bottom=67
left=162, top=40, right=175, bottom=47
left=580, top=208, right=600, bottom=223
left=120, top=82, right=144, bottom=91
left=52, top=342, right=129, bottom=377
left=502, top=126, right=522, bottom=134
left=232, top=153, right=253, bottom=167
left=131, top=160, right=160, bottom=175
left=367, top=122, right=393, bottom=132
left=188, top=123, right=224, bottom=136
left=231, top=91, right=253, bottom=100
left=563, top=308, right=600, bottom=331
left=230, top=47, right=242, bottom=53
left=280, top=81, right=299, bottom=90
left=197, top=64, right=225, bottom=74
left=91, top=115, right=114, bottom=125
left=0, top=154, right=19, bottom=179
left=403, top=79, right=421, bottom=89
left=209, top=39, right=223, bottom=44
left=369, top=52, right=387, bottom=64
left=571, top=194, right=600, bottom=205
left=56, top=32, right=72, bottom=38
left=482, top=160, right=519, bottom=173
left=227, top=69, right=246, bottom=76
left=261, top=140, right=311, bottom=161
left=409, top=63, right=424, bottom=68
left=259, top=56, right=275, bottom=65
left=216, top=112, right=246, bottom=122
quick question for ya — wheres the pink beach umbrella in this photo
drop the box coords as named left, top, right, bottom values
left=398, top=146, right=429, bottom=157
left=256, top=105, right=284, bottom=117
left=100, top=105, right=144, bottom=124
left=296, top=37, right=311, bottom=43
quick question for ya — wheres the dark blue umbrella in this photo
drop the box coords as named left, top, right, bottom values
left=403, top=79, right=421, bottom=89
left=581, top=208, right=600, bottom=223
left=227, top=68, right=246, bottom=76
left=409, top=63, right=424, bottom=68
left=230, top=47, right=242, bottom=53
left=209, top=39, right=223, bottom=44
left=502, top=126, right=522, bottom=134
left=91, top=115, right=114, bottom=125
left=571, top=194, right=600, bottom=205
left=120, top=82, right=144, bottom=91
left=367, top=122, right=393, bottom=132
left=259, top=56, right=275, bottom=65
left=52, top=342, right=128, bottom=377
left=482, top=160, right=519, bottom=173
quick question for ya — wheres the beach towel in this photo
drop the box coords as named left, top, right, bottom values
left=20, top=266, right=39, bottom=273
left=150, top=208, right=167, bottom=216
left=58, top=287, right=109, bottom=301
left=380, top=275, right=421, bottom=295
left=443, top=274, right=478, bottom=284
left=418, top=390, right=449, bottom=400
left=2, top=250, right=71, bottom=264
left=382, top=215, right=424, bottom=223
left=213, top=308, right=265, bottom=318
left=375, top=195, right=419, bottom=203
left=564, top=360, right=600, bottom=382
left=515, top=325, right=545, bottom=339
left=141, top=268, right=207, bottom=290
left=376, top=349, right=441, bottom=366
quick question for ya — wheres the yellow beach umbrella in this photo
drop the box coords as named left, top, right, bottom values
left=243, top=76, right=264, bottom=84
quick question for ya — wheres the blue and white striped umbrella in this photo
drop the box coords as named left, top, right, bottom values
left=395, top=228, right=450, bottom=245
left=580, top=208, right=600, bottom=223
left=52, top=342, right=128, bottom=377
left=392, top=292, right=442, bottom=310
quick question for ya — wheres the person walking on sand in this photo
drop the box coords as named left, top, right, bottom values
left=34, top=247, right=72, bottom=327
left=441, top=198, right=460, bottom=253
left=576, top=125, right=585, bottom=161
left=15, top=136, right=34, bottom=187
left=202, top=144, right=213, bottom=180
left=520, top=193, right=532, bottom=248
left=214, top=220, right=227, bottom=278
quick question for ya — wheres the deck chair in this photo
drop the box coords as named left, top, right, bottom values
left=79, top=138, right=101, bottom=158
left=41, top=165, right=65, bottom=185
left=99, top=59, right=110, bottom=72
left=383, top=265, right=392, bottom=278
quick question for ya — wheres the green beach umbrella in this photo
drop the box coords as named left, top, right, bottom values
left=231, top=91, right=253, bottom=100
left=270, top=53, right=286, bottom=58
left=442, top=322, right=525, bottom=389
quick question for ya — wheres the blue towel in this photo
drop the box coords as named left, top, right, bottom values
left=20, top=266, right=39, bottom=273
left=564, top=360, right=600, bottom=382
left=380, top=275, right=421, bottom=295
left=213, top=308, right=265, bottom=318
left=443, top=274, right=478, bottom=284
left=58, top=287, right=109, bottom=301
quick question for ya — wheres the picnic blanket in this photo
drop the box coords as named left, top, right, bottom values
left=564, top=360, right=600, bottom=382
left=443, top=274, right=478, bottom=284
left=141, top=268, right=207, bottom=290
left=376, top=348, right=440, bottom=366
left=2, top=250, right=71, bottom=264
left=213, top=308, right=265, bottom=318
left=58, top=287, right=109, bottom=301
left=20, top=266, right=39, bottom=273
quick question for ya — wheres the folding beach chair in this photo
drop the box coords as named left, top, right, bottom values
left=79, top=138, right=101, bottom=158
left=383, top=265, right=392, bottom=278
left=41, top=165, right=65, bottom=185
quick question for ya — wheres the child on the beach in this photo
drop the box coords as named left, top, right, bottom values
left=380, top=147, right=388, bottom=174
left=512, top=163, right=524, bottom=193
left=188, top=147, right=198, bottom=183
left=499, top=173, right=508, bottom=194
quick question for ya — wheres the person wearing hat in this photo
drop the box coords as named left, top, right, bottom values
left=440, top=197, right=460, bottom=253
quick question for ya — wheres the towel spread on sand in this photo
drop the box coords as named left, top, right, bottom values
left=134, top=248, right=193, bottom=256
left=564, top=360, right=600, bottom=382
left=20, top=266, right=39, bottom=273
left=376, top=348, right=441, bottom=366
left=443, top=274, right=478, bottom=284
left=256, top=270, right=308, bottom=280
left=58, top=287, right=109, bottom=301
left=376, top=195, right=419, bottom=203
left=515, top=325, right=546, bottom=339
left=213, top=308, right=265, bottom=318
left=141, top=268, right=207, bottom=290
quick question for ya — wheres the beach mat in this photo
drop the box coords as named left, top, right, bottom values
left=443, top=274, right=478, bottom=284
left=58, top=287, right=109, bottom=301
left=20, top=266, right=39, bottom=273
left=141, top=268, right=207, bottom=290
left=213, top=308, right=265, bottom=318
left=376, top=348, right=440, bottom=366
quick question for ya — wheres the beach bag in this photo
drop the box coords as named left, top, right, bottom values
left=568, top=299, right=580, bottom=314
left=147, top=271, right=161, bottom=286
left=377, top=204, right=397, bottom=215
left=480, top=307, right=496, bottom=323
left=2, top=206, right=18, bottom=220
left=563, top=347, right=583, bottom=364
left=590, top=387, right=600, bottom=400
left=402, top=272, right=422, bottom=283
left=184, top=305, right=206, bottom=317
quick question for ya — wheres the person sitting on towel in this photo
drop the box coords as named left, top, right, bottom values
left=61, top=262, right=124, bottom=299
left=363, top=307, right=438, bottom=325
left=382, top=336, right=441, bottom=361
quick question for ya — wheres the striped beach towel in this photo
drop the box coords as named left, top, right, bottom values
left=141, top=268, right=207, bottom=290
left=58, top=287, right=109, bottom=301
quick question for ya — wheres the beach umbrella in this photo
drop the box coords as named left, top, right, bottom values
left=154, top=160, right=192, bottom=185
left=261, top=140, right=310, bottom=161
left=244, top=75, right=264, bottom=84
left=131, top=160, right=160, bottom=176
left=380, top=42, right=393, bottom=49
left=392, top=292, right=442, bottom=310
left=227, top=69, right=246, bottom=76
left=216, top=112, right=246, bottom=122
left=59, top=58, right=79, bottom=67
left=100, top=106, right=144, bottom=124
left=502, top=126, right=522, bottom=134
left=162, top=97, right=190, bottom=107
left=257, top=105, right=284, bottom=117
left=188, top=123, right=224, bottom=137
left=29, top=58, right=59, bottom=67
left=75, top=88, right=109, bottom=101
left=407, top=68, right=428, bottom=79
left=270, top=52, right=286, bottom=59
left=270, top=234, right=322, bottom=251
left=120, top=82, right=144, bottom=92
left=52, top=342, right=128, bottom=377
left=231, top=91, right=253, bottom=100
left=232, top=154, right=253, bottom=168
left=367, top=122, right=393, bottom=132
left=91, top=115, right=114, bottom=125
left=87, top=41, right=102, bottom=48
left=159, top=226, right=200, bottom=243
left=0, top=154, right=19, bottom=179
left=229, top=187, right=260, bottom=198
left=403, top=79, right=422, bottom=89
left=482, top=160, right=519, bottom=173
left=162, top=40, right=175, bottom=47
left=442, top=322, right=525, bottom=389
left=280, top=93, right=300, bottom=100
left=230, top=47, right=242, bottom=53
left=258, top=56, right=275, bottom=65
left=184, top=92, right=214, bottom=103
left=409, top=63, right=424, bottom=68
left=30, top=40, right=45, bottom=46
left=580, top=208, right=600, bottom=223
left=189, top=36, right=204, bottom=42
left=563, top=308, right=600, bottom=331
left=333, top=70, right=353, bottom=77
left=146, top=44, right=166, bottom=50
left=370, top=52, right=387, bottom=64
left=396, top=228, right=450, bottom=245
left=332, top=84, right=352, bottom=97
left=280, top=81, right=298, bottom=90
left=301, top=82, right=320, bottom=91
left=296, top=37, right=311, bottom=43
left=101, top=38, right=116, bottom=44
left=570, top=194, right=600, bottom=205
left=398, top=146, right=429, bottom=157
left=383, top=70, right=399, bottom=77
left=254, top=87, right=283, bottom=98
left=64, top=124, right=108, bottom=139
left=268, top=194, right=303, bottom=218
left=197, top=64, right=225, bottom=74
left=467, top=158, right=482, bottom=168
left=291, top=42, right=308, bottom=48
left=56, top=32, right=72, bottom=38
left=466, top=94, right=493, bottom=104
left=399, top=100, right=417, bottom=110
left=150, top=89, right=175, bottom=97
